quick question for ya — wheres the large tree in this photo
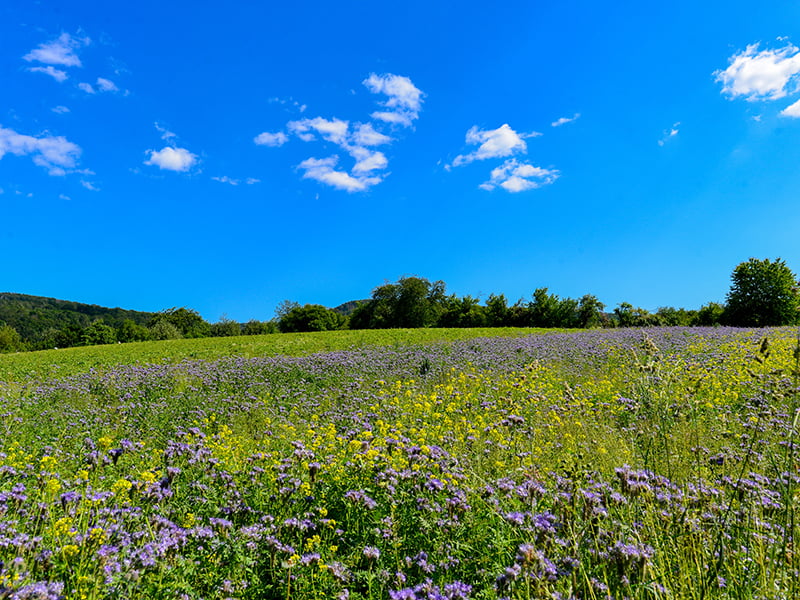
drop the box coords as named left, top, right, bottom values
left=350, top=276, right=447, bottom=329
left=725, top=258, right=800, bottom=326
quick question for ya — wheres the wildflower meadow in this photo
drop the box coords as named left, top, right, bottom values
left=1, top=327, right=799, bottom=599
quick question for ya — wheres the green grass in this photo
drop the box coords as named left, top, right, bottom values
left=0, top=327, right=554, bottom=383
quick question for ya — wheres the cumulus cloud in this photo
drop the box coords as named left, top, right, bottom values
left=96, top=77, right=118, bottom=92
left=0, top=126, right=82, bottom=175
left=551, top=113, right=580, bottom=127
left=254, top=131, right=289, bottom=146
left=78, top=82, right=95, bottom=94
left=288, top=117, right=350, bottom=145
left=52, top=105, right=70, bottom=114
left=257, top=73, right=422, bottom=192
left=479, top=159, right=559, bottom=193
left=81, top=180, right=100, bottom=191
left=23, top=33, right=89, bottom=67
left=349, top=147, right=388, bottom=174
left=144, top=147, right=197, bottom=172
left=297, top=156, right=381, bottom=192
left=352, top=123, right=392, bottom=146
left=364, top=73, right=424, bottom=126
left=450, top=124, right=536, bottom=168
left=780, top=98, right=800, bottom=117
left=716, top=42, right=800, bottom=101
left=28, top=66, right=68, bottom=82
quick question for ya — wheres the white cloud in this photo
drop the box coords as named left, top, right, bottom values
left=154, top=123, right=177, bottom=141
left=52, top=105, right=70, bottom=114
left=297, top=156, right=381, bottom=192
left=212, top=176, right=239, bottom=185
left=551, top=113, right=580, bottom=127
left=352, top=123, right=392, bottom=146
left=288, top=117, right=349, bottom=145
left=450, top=124, right=535, bottom=168
left=716, top=42, right=800, bottom=101
left=259, top=73, right=422, bottom=192
left=349, top=148, right=388, bottom=174
left=781, top=98, right=800, bottom=117
left=658, top=122, right=680, bottom=146
left=28, top=66, right=68, bottom=82
left=364, top=73, right=424, bottom=126
left=144, top=147, right=197, bottom=172
left=23, top=33, right=89, bottom=67
left=211, top=175, right=260, bottom=185
left=78, top=82, right=95, bottom=94
left=81, top=180, right=100, bottom=191
left=254, top=131, right=289, bottom=146
left=96, top=77, right=118, bottom=92
left=59, top=194, right=70, bottom=200
left=0, top=126, right=82, bottom=175
left=479, top=159, right=559, bottom=192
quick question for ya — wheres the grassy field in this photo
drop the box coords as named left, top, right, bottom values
left=0, top=327, right=548, bottom=383
left=1, top=326, right=799, bottom=599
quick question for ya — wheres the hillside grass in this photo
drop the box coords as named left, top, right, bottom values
left=0, top=327, right=555, bottom=383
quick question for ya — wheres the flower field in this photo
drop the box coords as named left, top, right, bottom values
left=1, top=327, right=800, bottom=599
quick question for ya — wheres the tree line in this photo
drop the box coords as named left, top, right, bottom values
left=1, top=257, right=798, bottom=353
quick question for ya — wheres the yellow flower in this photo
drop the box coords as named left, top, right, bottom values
left=53, top=517, right=73, bottom=537
left=40, top=455, right=57, bottom=471
left=45, top=478, right=62, bottom=495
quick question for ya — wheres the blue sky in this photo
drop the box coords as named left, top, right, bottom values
left=4, top=1, right=800, bottom=322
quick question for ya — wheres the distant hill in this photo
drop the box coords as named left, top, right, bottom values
left=0, top=292, right=156, bottom=343
left=332, top=300, right=367, bottom=316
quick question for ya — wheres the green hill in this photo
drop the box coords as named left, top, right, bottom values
left=0, top=292, right=155, bottom=348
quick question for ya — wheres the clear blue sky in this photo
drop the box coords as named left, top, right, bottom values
left=4, top=1, right=800, bottom=322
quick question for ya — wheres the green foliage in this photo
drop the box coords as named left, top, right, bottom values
left=149, top=307, right=211, bottom=338
left=485, top=293, right=510, bottom=326
left=614, top=302, right=656, bottom=327
left=0, top=292, right=154, bottom=350
left=242, top=319, right=276, bottom=335
left=437, top=294, right=487, bottom=327
left=80, top=321, right=117, bottom=346
left=0, top=324, right=24, bottom=353
left=117, top=319, right=152, bottom=343
left=725, top=257, right=800, bottom=326
left=654, top=306, right=696, bottom=326
left=578, top=294, right=606, bottom=328
left=278, top=304, right=348, bottom=333
left=351, top=276, right=447, bottom=329
left=697, top=302, right=726, bottom=326
left=210, top=316, right=242, bottom=337
left=149, top=320, right=183, bottom=340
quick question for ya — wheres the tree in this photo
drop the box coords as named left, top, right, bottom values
left=437, top=294, right=486, bottom=328
left=725, top=258, right=800, bottom=326
left=149, top=307, right=210, bottom=338
left=278, top=304, right=347, bottom=333
left=696, top=302, right=725, bottom=326
left=81, top=321, right=117, bottom=346
left=117, top=319, right=152, bottom=342
left=485, top=293, right=509, bottom=327
left=0, top=324, right=24, bottom=352
left=211, top=316, right=242, bottom=337
left=350, top=276, right=447, bottom=329
left=149, top=320, right=182, bottom=340
left=578, top=294, right=606, bottom=328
